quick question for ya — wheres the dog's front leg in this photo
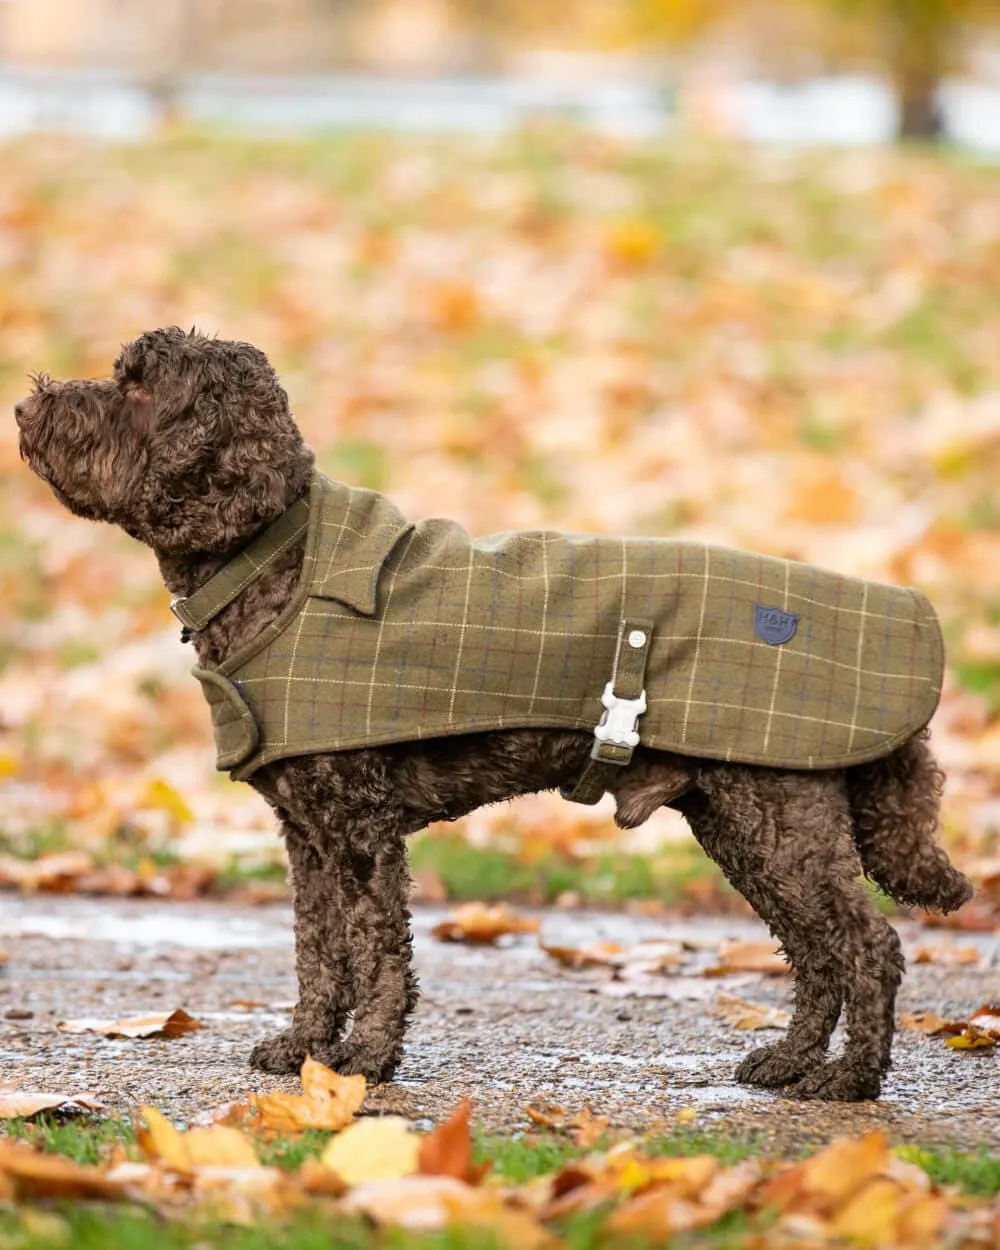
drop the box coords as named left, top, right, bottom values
left=250, top=817, right=355, bottom=1074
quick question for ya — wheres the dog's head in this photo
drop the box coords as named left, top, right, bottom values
left=16, top=327, right=314, bottom=553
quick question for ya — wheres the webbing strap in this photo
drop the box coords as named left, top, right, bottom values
left=561, top=617, right=653, bottom=806
left=170, top=496, right=311, bottom=634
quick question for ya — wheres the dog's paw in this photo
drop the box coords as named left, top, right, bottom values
left=313, top=1040, right=401, bottom=1087
left=249, top=1029, right=310, bottom=1075
left=735, top=1043, right=823, bottom=1089
left=786, top=1059, right=882, bottom=1102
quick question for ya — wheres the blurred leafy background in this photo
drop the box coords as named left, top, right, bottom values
left=0, top=0, right=998, bottom=915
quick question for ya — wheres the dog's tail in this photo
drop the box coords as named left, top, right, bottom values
left=846, top=729, right=973, bottom=913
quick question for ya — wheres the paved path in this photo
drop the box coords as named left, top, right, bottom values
left=0, top=897, right=996, bottom=1151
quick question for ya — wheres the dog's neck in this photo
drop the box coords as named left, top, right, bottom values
left=154, top=499, right=310, bottom=669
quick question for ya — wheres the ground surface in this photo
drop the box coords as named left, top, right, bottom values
left=0, top=897, right=996, bottom=1152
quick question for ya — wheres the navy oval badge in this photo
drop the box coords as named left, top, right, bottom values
left=754, top=604, right=800, bottom=646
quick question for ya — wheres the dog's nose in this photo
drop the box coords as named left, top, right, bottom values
left=14, top=397, right=30, bottom=426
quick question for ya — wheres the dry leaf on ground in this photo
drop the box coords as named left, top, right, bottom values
left=418, top=1100, right=490, bottom=1184
left=251, top=1057, right=366, bottom=1133
left=912, top=943, right=982, bottom=967
left=539, top=940, right=625, bottom=969
left=704, top=940, right=790, bottom=977
left=432, top=902, right=539, bottom=945
left=525, top=1104, right=609, bottom=1146
left=710, top=993, right=791, bottom=1031
left=58, top=1009, right=203, bottom=1039
left=0, top=1092, right=106, bottom=1120
left=320, top=1117, right=420, bottom=1185
left=0, top=1142, right=126, bottom=1202
left=139, top=1107, right=260, bottom=1172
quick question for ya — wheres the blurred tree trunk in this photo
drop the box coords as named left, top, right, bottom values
left=885, top=0, right=952, bottom=140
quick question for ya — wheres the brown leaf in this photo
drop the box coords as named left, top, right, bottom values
left=251, top=1057, right=366, bottom=1133
left=704, top=941, right=790, bottom=977
left=0, top=852, right=94, bottom=893
left=710, top=994, right=791, bottom=1031
left=900, top=1011, right=951, bottom=1035
left=58, top=1008, right=203, bottom=1039
left=912, top=943, right=981, bottom=967
left=0, top=1141, right=126, bottom=1202
left=0, top=1092, right=106, bottom=1120
left=539, top=941, right=625, bottom=969
left=418, top=1100, right=490, bottom=1185
left=432, top=902, right=539, bottom=945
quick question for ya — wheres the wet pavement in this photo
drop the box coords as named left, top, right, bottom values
left=0, top=897, right=996, bottom=1151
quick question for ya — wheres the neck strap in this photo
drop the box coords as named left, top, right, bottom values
left=169, top=495, right=310, bottom=634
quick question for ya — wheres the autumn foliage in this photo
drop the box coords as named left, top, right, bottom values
left=0, top=132, right=997, bottom=903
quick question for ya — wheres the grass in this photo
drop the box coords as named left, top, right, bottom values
left=1, top=1116, right=996, bottom=1248
left=408, top=832, right=737, bottom=910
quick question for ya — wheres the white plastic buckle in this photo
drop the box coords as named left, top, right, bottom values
left=591, top=680, right=647, bottom=763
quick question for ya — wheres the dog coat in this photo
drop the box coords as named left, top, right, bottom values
left=176, top=473, right=944, bottom=788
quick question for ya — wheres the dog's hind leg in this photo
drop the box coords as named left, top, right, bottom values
left=676, top=767, right=901, bottom=1100
left=249, top=818, right=355, bottom=1075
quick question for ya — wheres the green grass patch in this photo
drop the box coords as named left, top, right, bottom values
left=895, top=1145, right=1000, bottom=1197
left=409, top=832, right=734, bottom=909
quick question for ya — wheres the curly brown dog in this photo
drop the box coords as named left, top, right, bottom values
left=16, top=327, right=973, bottom=1102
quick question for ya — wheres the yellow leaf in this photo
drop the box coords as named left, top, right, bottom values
left=945, top=1026, right=996, bottom=1051
left=139, top=777, right=194, bottom=825
left=139, top=1108, right=259, bottom=1171
left=251, top=1058, right=366, bottom=1133
left=320, top=1116, right=420, bottom=1185
left=800, top=1133, right=890, bottom=1205
left=605, top=219, right=661, bottom=268
left=831, top=1178, right=902, bottom=1245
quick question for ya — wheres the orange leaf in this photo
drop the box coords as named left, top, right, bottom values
left=704, top=941, right=790, bottom=977
left=251, top=1057, right=366, bottom=1133
left=431, top=903, right=539, bottom=945
left=0, top=1141, right=126, bottom=1202
left=418, top=1100, right=489, bottom=1185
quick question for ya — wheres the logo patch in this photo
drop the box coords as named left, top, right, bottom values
left=754, top=604, right=799, bottom=646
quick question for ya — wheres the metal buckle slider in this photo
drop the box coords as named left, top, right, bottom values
left=591, top=680, right=647, bottom=765
left=169, top=596, right=188, bottom=622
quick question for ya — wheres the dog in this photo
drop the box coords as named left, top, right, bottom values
left=16, top=327, right=973, bottom=1102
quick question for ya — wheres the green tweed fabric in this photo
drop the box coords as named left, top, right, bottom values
left=191, top=474, right=944, bottom=782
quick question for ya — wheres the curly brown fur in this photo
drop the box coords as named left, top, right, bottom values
left=16, top=327, right=974, bottom=1099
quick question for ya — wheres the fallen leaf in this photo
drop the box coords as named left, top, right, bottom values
left=830, top=1176, right=902, bottom=1245
left=320, top=1116, right=420, bottom=1185
left=418, top=1100, right=490, bottom=1184
left=0, top=1092, right=106, bottom=1121
left=251, top=1057, right=366, bottom=1133
left=0, top=852, right=94, bottom=893
left=704, top=940, right=790, bottom=977
left=139, top=1106, right=260, bottom=1172
left=432, top=902, right=539, bottom=945
left=540, top=941, right=625, bottom=969
left=945, top=1026, right=996, bottom=1051
left=799, top=1132, right=891, bottom=1206
left=58, top=1008, right=203, bottom=1039
left=912, top=943, right=981, bottom=967
left=900, top=1011, right=951, bottom=1035
left=0, top=1141, right=126, bottom=1202
left=710, top=993, right=791, bottom=1030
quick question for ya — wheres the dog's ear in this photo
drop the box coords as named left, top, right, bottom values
left=102, top=388, right=152, bottom=516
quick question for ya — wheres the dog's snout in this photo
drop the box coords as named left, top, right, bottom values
left=14, top=397, right=27, bottom=425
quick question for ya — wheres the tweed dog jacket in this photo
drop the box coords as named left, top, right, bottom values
left=176, top=474, right=944, bottom=792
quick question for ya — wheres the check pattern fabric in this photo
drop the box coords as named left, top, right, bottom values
left=191, top=474, right=945, bottom=782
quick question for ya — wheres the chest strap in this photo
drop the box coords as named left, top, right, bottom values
left=169, top=496, right=311, bottom=636
left=561, top=617, right=653, bottom=806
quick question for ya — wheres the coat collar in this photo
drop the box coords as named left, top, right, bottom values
left=307, top=475, right=413, bottom=616
left=170, top=474, right=413, bottom=633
